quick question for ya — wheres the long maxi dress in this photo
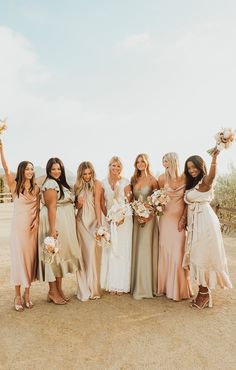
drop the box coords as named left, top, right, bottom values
left=10, top=192, right=39, bottom=287
left=76, top=187, right=102, bottom=299
left=183, top=180, right=232, bottom=290
left=100, top=178, right=133, bottom=293
left=158, top=184, right=191, bottom=300
left=38, top=179, right=90, bottom=300
left=131, top=185, right=159, bottom=299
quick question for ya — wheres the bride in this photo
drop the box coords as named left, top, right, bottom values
left=99, top=156, right=133, bottom=295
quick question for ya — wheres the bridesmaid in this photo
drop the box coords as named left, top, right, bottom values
left=157, top=152, right=191, bottom=301
left=183, top=150, right=232, bottom=309
left=38, top=158, right=90, bottom=304
left=128, top=153, right=159, bottom=300
left=74, top=161, right=102, bottom=299
left=0, top=140, right=39, bottom=311
left=100, top=156, right=133, bottom=295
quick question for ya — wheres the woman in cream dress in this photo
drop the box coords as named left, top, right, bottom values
left=38, top=158, right=90, bottom=304
left=74, top=162, right=102, bottom=299
left=183, top=150, right=232, bottom=309
left=0, top=141, right=39, bottom=311
left=100, top=156, right=133, bottom=294
left=128, top=153, right=159, bottom=300
left=158, top=152, right=191, bottom=301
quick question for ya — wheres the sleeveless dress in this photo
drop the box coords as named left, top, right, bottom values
left=183, top=180, right=232, bottom=289
left=100, top=178, right=133, bottom=293
left=131, top=185, right=159, bottom=299
left=76, top=187, right=101, bottom=299
left=38, top=179, right=90, bottom=301
left=10, top=192, right=39, bottom=288
left=158, top=184, right=191, bottom=300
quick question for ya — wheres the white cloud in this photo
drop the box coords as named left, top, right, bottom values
left=119, top=32, right=154, bottom=50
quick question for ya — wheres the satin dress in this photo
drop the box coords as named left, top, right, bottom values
left=38, top=179, right=90, bottom=301
left=10, top=191, right=39, bottom=288
left=76, top=188, right=101, bottom=299
left=158, top=184, right=191, bottom=300
left=131, top=185, right=159, bottom=299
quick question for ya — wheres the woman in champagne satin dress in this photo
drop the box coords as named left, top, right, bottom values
left=0, top=141, right=39, bottom=311
left=158, top=152, right=191, bottom=301
left=74, top=162, right=102, bottom=299
left=38, top=158, right=90, bottom=304
left=128, top=153, right=159, bottom=300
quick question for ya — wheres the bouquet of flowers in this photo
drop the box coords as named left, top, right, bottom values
left=106, top=199, right=133, bottom=226
left=207, top=128, right=236, bottom=156
left=147, top=189, right=170, bottom=216
left=131, top=196, right=155, bottom=227
left=41, top=236, right=60, bottom=264
left=0, top=118, right=8, bottom=136
left=95, top=225, right=111, bottom=248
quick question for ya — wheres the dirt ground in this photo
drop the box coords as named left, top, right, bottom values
left=0, top=203, right=235, bottom=370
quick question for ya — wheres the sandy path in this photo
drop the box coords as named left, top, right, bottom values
left=0, top=203, right=235, bottom=370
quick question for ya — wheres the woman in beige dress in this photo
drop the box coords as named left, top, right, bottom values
left=38, top=158, right=90, bottom=304
left=0, top=141, right=39, bottom=311
left=74, top=161, right=102, bottom=299
left=158, top=152, right=191, bottom=301
left=128, top=153, right=159, bottom=300
left=183, top=150, right=232, bottom=309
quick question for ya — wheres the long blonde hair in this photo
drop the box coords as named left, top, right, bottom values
left=131, top=153, right=152, bottom=187
left=108, top=156, right=123, bottom=177
left=74, top=161, right=96, bottom=196
left=162, top=152, right=180, bottom=181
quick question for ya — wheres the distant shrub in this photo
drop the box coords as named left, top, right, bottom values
left=212, top=165, right=236, bottom=233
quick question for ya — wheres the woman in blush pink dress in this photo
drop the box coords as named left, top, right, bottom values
left=0, top=141, right=40, bottom=311
left=157, top=152, right=191, bottom=301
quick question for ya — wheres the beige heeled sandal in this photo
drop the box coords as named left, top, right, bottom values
left=14, top=296, right=24, bottom=312
left=23, top=293, right=34, bottom=309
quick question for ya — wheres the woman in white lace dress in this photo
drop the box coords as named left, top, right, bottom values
left=100, top=156, right=133, bottom=295
left=183, top=150, right=232, bottom=309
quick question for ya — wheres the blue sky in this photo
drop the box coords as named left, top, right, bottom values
left=0, top=1, right=236, bottom=178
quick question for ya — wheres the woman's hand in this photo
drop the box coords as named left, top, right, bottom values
left=76, top=195, right=85, bottom=208
left=137, top=215, right=153, bottom=225
left=50, top=230, right=59, bottom=239
left=178, top=217, right=186, bottom=232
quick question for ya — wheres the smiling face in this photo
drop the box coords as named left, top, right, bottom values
left=162, top=158, right=169, bottom=169
left=136, top=156, right=147, bottom=172
left=24, top=163, right=34, bottom=180
left=50, top=163, right=62, bottom=180
left=82, top=168, right=92, bottom=182
left=187, top=161, right=201, bottom=178
left=110, top=161, right=121, bottom=176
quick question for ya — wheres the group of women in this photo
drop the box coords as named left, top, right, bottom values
left=0, top=140, right=232, bottom=312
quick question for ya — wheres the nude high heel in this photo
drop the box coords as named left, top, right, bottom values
left=14, top=296, right=24, bottom=312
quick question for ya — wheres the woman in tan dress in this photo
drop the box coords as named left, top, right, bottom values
left=0, top=141, right=39, bottom=311
left=74, top=162, right=102, bottom=299
left=38, top=158, right=90, bottom=304
left=158, top=152, right=191, bottom=301
left=183, top=150, right=232, bottom=309
left=127, top=153, right=159, bottom=300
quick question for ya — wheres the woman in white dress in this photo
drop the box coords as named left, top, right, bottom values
left=183, top=150, right=232, bottom=309
left=100, top=156, right=133, bottom=295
